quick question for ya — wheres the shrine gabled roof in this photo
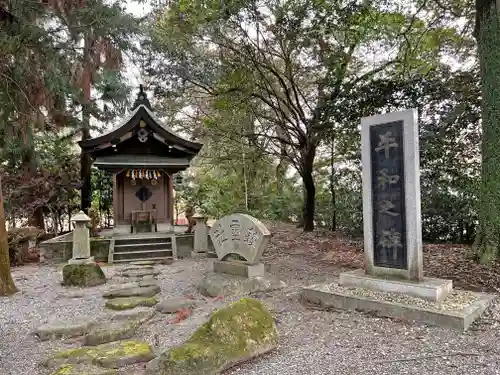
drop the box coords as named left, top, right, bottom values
left=78, top=104, right=203, bottom=154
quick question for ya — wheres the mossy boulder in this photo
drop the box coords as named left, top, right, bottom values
left=42, top=340, right=155, bottom=369
left=62, top=263, right=106, bottom=287
left=105, top=296, right=158, bottom=310
left=145, top=298, right=278, bottom=375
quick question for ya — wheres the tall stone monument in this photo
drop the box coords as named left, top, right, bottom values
left=301, top=108, right=494, bottom=330
left=339, top=108, right=452, bottom=301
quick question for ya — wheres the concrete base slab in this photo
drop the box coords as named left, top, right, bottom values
left=301, top=284, right=495, bottom=331
left=340, top=269, right=452, bottom=302
left=212, top=260, right=265, bottom=278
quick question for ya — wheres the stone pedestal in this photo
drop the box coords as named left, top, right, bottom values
left=212, top=260, right=265, bottom=278
left=339, top=269, right=452, bottom=302
left=193, top=213, right=208, bottom=253
left=69, top=257, right=95, bottom=265
left=70, top=211, right=94, bottom=264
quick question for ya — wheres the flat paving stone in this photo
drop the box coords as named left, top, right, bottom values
left=121, top=269, right=160, bottom=278
left=130, top=260, right=157, bottom=266
left=110, top=307, right=155, bottom=322
left=48, top=364, right=117, bottom=375
left=121, top=265, right=154, bottom=272
left=42, top=340, right=155, bottom=369
left=156, top=297, right=197, bottom=314
left=35, top=318, right=97, bottom=341
left=83, top=320, right=139, bottom=346
left=102, top=285, right=160, bottom=299
left=105, top=296, right=158, bottom=311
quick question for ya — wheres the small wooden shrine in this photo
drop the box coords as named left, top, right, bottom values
left=79, top=86, right=203, bottom=233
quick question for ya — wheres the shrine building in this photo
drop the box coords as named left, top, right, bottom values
left=79, top=86, right=203, bottom=234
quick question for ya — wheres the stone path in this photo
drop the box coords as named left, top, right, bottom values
left=37, top=262, right=165, bottom=375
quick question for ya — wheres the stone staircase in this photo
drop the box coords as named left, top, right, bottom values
left=110, top=235, right=176, bottom=263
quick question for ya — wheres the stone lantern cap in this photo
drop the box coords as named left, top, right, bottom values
left=192, top=209, right=205, bottom=219
left=72, top=211, right=91, bottom=223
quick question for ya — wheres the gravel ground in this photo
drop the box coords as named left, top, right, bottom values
left=1, top=258, right=500, bottom=375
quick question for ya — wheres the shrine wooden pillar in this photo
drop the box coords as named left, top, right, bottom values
left=112, top=172, right=118, bottom=226
left=168, top=174, right=174, bottom=225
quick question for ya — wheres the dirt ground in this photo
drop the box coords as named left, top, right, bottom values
left=2, top=223, right=500, bottom=375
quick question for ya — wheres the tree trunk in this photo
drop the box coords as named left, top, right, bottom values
left=300, top=144, right=317, bottom=232
left=330, top=133, right=336, bottom=231
left=20, top=125, right=45, bottom=230
left=80, top=33, right=93, bottom=213
left=80, top=117, right=92, bottom=213
left=0, top=175, right=17, bottom=296
left=473, top=0, right=500, bottom=262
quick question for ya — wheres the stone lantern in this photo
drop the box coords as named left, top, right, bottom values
left=69, top=210, right=94, bottom=264
left=192, top=210, right=208, bottom=254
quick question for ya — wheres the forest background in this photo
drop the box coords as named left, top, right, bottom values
left=0, top=0, right=487, bottom=286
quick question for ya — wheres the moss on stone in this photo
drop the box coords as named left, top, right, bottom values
left=62, top=264, right=106, bottom=287
left=105, top=296, right=158, bottom=310
left=49, top=364, right=117, bottom=375
left=146, top=298, right=278, bottom=375
left=90, top=239, right=110, bottom=262
left=43, top=340, right=154, bottom=369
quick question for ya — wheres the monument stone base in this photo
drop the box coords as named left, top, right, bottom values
left=339, top=269, right=452, bottom=302
left=68, top=256, right=95, bottom=265
left=301, top=283, right=494, bottom=331
left=212, top=260, right=265, bottom=278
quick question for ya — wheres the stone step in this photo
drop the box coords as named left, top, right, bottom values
left=114, top=242, right=172, bottom=252
left=114, top=237, right=172, bottom=246
left=113, top=249, right=173, bottom=262
left=113, top=256, right=172, bottom=264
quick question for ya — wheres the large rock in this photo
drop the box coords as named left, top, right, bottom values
left=105, top=296, right=158, bottom=310
left=63, top=263, right=106, bottom=287
left=146, top=298, right=278, bottom=375
left=156, top=298, right=196, bottom=314
left=35, top=319, right=97, bottom=341
left=43, top=340, right=155, bottom=369
left=48, top=364, right=117, bottom=375
left=102, top=285, right=160, bottom=299
left=198, top=273, right=286, bottom=297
